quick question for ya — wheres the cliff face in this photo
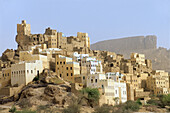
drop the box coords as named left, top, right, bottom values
left=91, top=35, right=157, bottom=53
left=91, top=35, right=170, bottom=73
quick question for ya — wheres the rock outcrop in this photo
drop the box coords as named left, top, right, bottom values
left=1, top=49, right=15, bottom=61
left=16, top=84, right=76, bottom=108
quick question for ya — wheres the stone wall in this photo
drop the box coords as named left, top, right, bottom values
left=0, top=85, right=24, bottom=96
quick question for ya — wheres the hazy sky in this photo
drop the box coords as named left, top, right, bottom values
left=0, top=0, right=170, bottom=55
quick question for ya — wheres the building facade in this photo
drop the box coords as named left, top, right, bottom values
left=0, top=67, right=11, bottom=88
left=11, top=60, right=43, bottom=86
left=147, top=70, right=169, bottom=95
left=55, top=55, right=80, bottom=83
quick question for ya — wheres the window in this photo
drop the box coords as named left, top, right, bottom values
left=83, top=76, right=85, bottom=80
left=60, top=74, right=62, bottom=77
left=67, top=73, right=68, bottom=76
left=64, top=62, right=65, bottom=64
left=3, top=74, right=4, bottom=77
left=57, top=62, right=59, bottom=65
left=71, top=73, right=73, bottom=76
left=66, top=67, right=68, bottom=70
left=70, top=67, right=72, bottom=70
left=95, top=79, right=97, bottom=83
left=27, top=70, right=29, bottom=74
left=115, top=90, right=117, bottom=94
left=102, top=85, right=104, bottom=88
left=60, top=62, right=62, bottom=64
left=91, top=79, right=93, bottom=83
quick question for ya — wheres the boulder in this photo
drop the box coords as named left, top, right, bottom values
left=20, top=88, right=36, bottom=99
left=44, top=85, right=62, bottom=97
left=1, top=49, right=15, bottom=61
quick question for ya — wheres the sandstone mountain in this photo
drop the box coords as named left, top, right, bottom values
left=91, top=35, right=170, bottom=73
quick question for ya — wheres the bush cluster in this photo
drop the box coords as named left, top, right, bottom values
left=63, top=88, right=100, bottom=112
left=63, top=102, right=81, bottom=113
left=147, top=94, right=170, bottom=108
left=81, top=88, right=100, bottom=101
left=93, top=100, right=141, bottom=113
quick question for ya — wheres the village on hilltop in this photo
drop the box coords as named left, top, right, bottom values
left=0, top=20, right=169, bottom=107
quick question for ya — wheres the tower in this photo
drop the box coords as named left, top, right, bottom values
left=17, top=20, right=31, bottom=35
left=77, top=32, right=90, bottom=48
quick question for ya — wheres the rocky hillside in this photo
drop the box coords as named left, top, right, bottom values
left=0, top=69, right=95, bottom=113
left=91, top=35, right=170, bottom=73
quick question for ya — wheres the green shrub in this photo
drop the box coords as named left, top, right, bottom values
left=93, top=100, right=140, bottom=113
left=63, top=102, right=81, bottom=113
left=147, top=94, right=170, bottom=108
left=124, top=101, right=140, bottom=111
left=62, top=97, right=81, bottom=113
left=147, top=99, right=161, bottom=106
left=136, top=99, right=142, bottom=105
left=112, top=108, right=132, bottom=113
left=93, top=104, right=112, bottom=113
left=33, top=76, right=39, bottom=81
left=15, top=109, right=36, bottom=113
left=9, top=106, right=16, bottom=113
left=80, top=87, right=100, bottom=107
left=81, top=88, right=100, bottom=102
left=159, top=94, right=170, bottom=107
left=112, top=100, right=140, bottom=113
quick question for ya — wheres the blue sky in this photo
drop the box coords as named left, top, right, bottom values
left=0, top=0, right=170, bottom=55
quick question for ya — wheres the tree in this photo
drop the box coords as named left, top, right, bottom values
left=80, top=87, right=100, bottom=107
left=81, top=88, right=100, bottom=101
